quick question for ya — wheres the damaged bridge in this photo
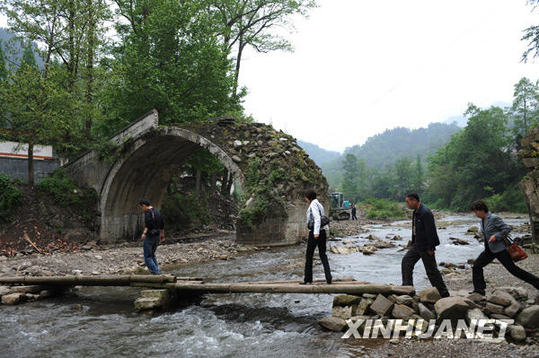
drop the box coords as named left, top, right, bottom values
left=62, top=110, right=328, bottom=246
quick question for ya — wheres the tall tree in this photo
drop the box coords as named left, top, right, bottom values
left=413, top=154, right=424, bottom=194
left=206, top=0, right=317, bottom=96
left=511, top=77, right=539, bottom=139
left=342, top=153, right=360, bottom=202
left=1, top=44, right=72, bottom=186
left=0, top=40, right=7, bottom=81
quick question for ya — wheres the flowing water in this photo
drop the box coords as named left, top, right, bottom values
left=0, top=214, right=528, bottom=358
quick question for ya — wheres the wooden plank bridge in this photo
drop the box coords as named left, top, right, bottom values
left=0, top=274, right=415, bottom=296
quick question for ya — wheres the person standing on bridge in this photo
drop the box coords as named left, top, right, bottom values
left=301, top=189, right=332, bottom=285
left=139, top=199, right=165, bottom=275
left=401, top=193, right=450, bottom=298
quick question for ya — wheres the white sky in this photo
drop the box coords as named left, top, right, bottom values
left=2, top=1, right=539, bottom=152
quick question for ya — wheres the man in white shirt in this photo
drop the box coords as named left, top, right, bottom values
left=301, top=189, right=332, bottom=285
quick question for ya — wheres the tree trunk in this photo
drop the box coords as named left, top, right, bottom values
left=195, top=169, right=201, bottom=195
left=27, top=142, right=34, bottom=187
left=85, top=0, right=96, bottom=137
left=232, top=36, right=246, bottom=98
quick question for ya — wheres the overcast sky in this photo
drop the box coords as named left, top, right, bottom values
left=2, top=1, right=539, bottom=152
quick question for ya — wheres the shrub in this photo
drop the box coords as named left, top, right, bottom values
left=360, top=198, right=406, bottom=220
left=0, top=174, right=23, bottom=222
left=161, top=192, right=210, bottom=230
left=36, top=169, right=88, bottom=207
left=484, top=184, right=528, bottom=213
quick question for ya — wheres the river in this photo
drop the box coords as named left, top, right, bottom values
left=0, top=214, right=528, bottom=357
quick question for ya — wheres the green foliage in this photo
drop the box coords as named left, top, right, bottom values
left=161, top=192, right=210, bottom=230
left=484, top=184, right=528, bottom=213
left=359, top=199, right=406, bottom=220
left=0, top=174, right=23, bottom=222
left=0, top=39, right=7, bottom=81
left=238, top=159, right=288, bottom=230
left=36, top=169, right=91, bottom=207
left=425, top=104, right=525, bottom=211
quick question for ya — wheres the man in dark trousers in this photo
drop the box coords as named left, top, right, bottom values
left=138, top=199, right=165, bottom=275
left=351, top=204, right=358, bottom=220
left=401, top=193, right=450, bottom=297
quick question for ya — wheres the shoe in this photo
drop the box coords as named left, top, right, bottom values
left=299, top=281, right=312, bottom=285
left=327, top=278, right=332, bottom=284
left=468, top=290, right=485, bottom=296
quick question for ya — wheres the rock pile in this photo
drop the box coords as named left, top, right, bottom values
left=0, top=285, right=59, bottom=306
left=319, top=286, right=539, bottom=344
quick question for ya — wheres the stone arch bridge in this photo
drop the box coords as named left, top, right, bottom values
left=63, top=110, right=328, bottom=246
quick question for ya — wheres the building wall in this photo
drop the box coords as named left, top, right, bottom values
left=0, top=156, right=60, bottom=181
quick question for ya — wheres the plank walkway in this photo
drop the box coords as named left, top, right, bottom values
left=0, top=275, right=415, bottom=296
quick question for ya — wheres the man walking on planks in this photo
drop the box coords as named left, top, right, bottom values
left=401, top=193, right=450, bottom=297
left=138, top=199, right=165, bottom=275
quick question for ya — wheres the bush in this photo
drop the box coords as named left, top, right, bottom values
left=359, top=198, right=406, bottom=220
left=36, top=169, right=89, bottom=207
left=0, top=174, right=23, bottom=222
left=161, top=192, right=210, bottom=230
left=484, top=184, right=528, bottom=213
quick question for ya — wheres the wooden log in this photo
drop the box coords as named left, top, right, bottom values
left=173, top=282, right=415, bottom=295
left=0, top=274, right=176, bottom=286
left=247, top=277, right=360, bottom=285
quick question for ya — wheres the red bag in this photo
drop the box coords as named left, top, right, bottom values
left=503, top=234, right=528, bottom=262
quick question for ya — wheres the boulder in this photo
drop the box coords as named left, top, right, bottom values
left=0, top=286, right=11, bottom=296
left=395, top=295, right=414, bottom=306
left=392, top=304, right=416, bottom=320
left=333, top=305, right=353, bottom=320
left=319, top=316, right=347, bottom=332
left=418, top=303, right=435, bottom=320
left=466, top=292, right=486, bottom=303
left=370, top=294, right=394, bottom=316
left=361, top=246, right=377, bottom=255
left=485, top=302, right=505, bottom=315
left=1, top=292, right=26, bottom=305
left=434, top=297, right=472, bottom=320
left=515, top=305, right=539, bottom=328
left=504, top=302, right=522, bottom=318
left=507, top=324, right=527, bottom=342
left=134, top=297, right=161, bottom=311
left=417, top=287, right=441, bottom=304
left=354, top=298, right=373, bottom=316
left=333, top=294, right=361, bottom=307
left=488, top=290, right=515, bottom=307
left=466, top=308, right=487, bottom=324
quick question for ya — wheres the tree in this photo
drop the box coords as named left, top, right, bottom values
left=511, top=77, right=539, bottom=140
left=413, top=154, right=424, bottom=194
left=522, top=0, right=539, bottom=61
left=425, top=104, right=523, bottom=210
left=0, top=40, right=7, bottom=81
left=104, top=0, right=241, bottom=130
left=1, top=44, right=72, bottom=186
left=342, top=153, right=360, bottom=202
left=205, top=0, right=317, bottom=96
left=393, top=157, right=414, bottom=201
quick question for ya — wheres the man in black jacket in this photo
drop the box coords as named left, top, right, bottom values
left=138, top=199, right=165, bottom=275
left=401, top=193, right=450, bottom=297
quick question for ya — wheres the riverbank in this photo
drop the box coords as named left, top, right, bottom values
left=0, top=230, right=266, bottom=277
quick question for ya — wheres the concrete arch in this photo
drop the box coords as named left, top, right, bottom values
left=100, top=126, right=244, bottom=240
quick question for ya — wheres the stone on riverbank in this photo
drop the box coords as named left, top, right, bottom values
left=333, top=294, right=361, bottom=307
left=1, top=292, right=26, bottom=305
left=515, top=305, right=539, bottom=328
left=434, top=297, right=472, bottom=320
left=508, top=324, right=527, bottom=342
left=370, top=294, right=394, bottom=316
left=417, top=287, right=441, bottom=304
left=319, top=316, right=347, bottom=332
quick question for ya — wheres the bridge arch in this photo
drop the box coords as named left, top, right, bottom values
left=100, top=126, right=245, bottom=240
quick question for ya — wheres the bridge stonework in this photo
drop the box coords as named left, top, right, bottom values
left=63, top=110, right=328, bottom=246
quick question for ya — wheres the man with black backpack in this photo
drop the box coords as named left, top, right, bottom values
left=138, top=199, right=165, bottom=275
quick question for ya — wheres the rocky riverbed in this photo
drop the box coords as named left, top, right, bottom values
left=1, top=213, right=538, bottom=357
left=0, top=231, right=264, bottom=277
